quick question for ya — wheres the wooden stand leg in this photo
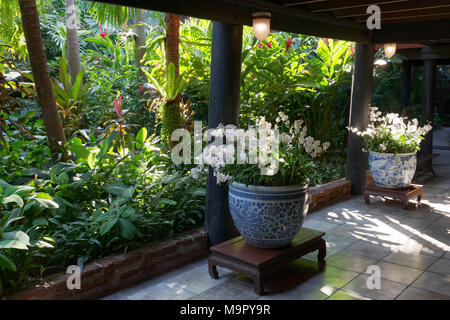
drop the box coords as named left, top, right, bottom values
left=253, top=276, right=264, bottom=296
left=402, top=197, right=409, bottom=210
left=364, top=193, right=370, bottom=205
left=417, top=193, right=422, bottom=203
left=318, top=239, right=326, bottom=262
left=208, top=259, right=219, bottom=279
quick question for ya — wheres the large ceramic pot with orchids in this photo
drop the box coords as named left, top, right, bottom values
left=191, top=113, right=330, bottom=248
left=351, top=107, right=432, bottom=189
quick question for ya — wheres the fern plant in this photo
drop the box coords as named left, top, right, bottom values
left=143, top=63, right=187, bottom=148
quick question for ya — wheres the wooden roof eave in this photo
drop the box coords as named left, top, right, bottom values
left=89, top=0, right=370, bottom=42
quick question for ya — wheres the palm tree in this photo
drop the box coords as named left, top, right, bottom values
left=18, top=0, right=67, bottom=159
left=0, top=0, right=28, bottom=59
left=164, top=13, right=180, bottom=81
left=162, top=13, right=182, bottom=148
left=87, top=2, right=143, bottom=71
left=134, top=9, right=146, bottom=78
left=65, top=0, right=81, bottom=84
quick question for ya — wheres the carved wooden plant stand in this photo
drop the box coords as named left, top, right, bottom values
left=364, top=183, right=423, bottom=210
left=208, top=228, right=326, bottom=296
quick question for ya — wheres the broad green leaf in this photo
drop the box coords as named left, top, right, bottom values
left=97, top=131, right=118, bottom=160
left=123, top=187, right=135, bottom=201
left=2, top=216, right=24, bottom=232
left=34, top=192, right=53, bottom=200
left=95, top=212, right=115, bottom=222
left=118, top=218, right=137, bottom=240
left=192, top=188, right=206, bottom=197
left=100, top=218, right=118, bottom=236
left=69, top=143, right=91, bottom=160
left=72, top=70, right=85, bottom=101
left=0, top=231, right=30, bottom=250
left=0, top=178, right=10, bottom=189
left=34, top=197, right=59, bottom=209
left=105, top=181, right=128, bottom=196
left=5, top=185, right=34, bottom=197
left=58, top=172, right=69, bottom=185
left=136, top=127, right=147, bottom=149
left=119, top=206, right=135, bottom=218
left=32, top=217, right=49, bottom=227
left=34, top=240, right=54, bottom=249
left=3, top=230, right=30, bottom=243
left=0, top=240, right=29, bottom=250
left=154, top=198, right=177, bottom=206
left=0, top=253, right=17, bottom=272
left=2, top=194, right=23, bottom=208
left=87, top=152, right=96, bottom=170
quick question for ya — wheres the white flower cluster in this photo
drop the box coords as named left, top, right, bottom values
left=277, top=111, right=330, bottom=159
left=350, top=107, right=432, bottom=153
left=190, top=113, right=330, bottom=184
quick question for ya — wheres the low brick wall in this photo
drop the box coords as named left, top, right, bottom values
left=7, top=227, right=208, bottom=300
left=308, top=178, right=352, bottom=213
left=7, top=179, right=352, bottom=300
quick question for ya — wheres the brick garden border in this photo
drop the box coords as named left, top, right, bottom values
left=308, top=178, right=352, bottom=213
left=7, top=228, right=208, bottom=300
left=7, top=178, right=352, bottom=300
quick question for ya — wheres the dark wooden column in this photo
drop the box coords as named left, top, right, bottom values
left=421, top=59, right=436, bottom=156
left=205, top=22, right=242, bottom=246
left=401, top=61, right=413, bottom=113
left=346, top=42, right=374, bottom=195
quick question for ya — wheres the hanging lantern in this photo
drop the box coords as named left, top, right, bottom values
left=384, top=43, right=396, bottom=58
left=374, top=58, right=387, bottom=66
left=252, top=12, right=271, bottom=41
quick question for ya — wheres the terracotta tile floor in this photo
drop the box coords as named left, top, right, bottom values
left=104, top=131, right=450, bottom=300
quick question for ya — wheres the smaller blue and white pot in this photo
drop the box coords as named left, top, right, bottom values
left=228, top=182, right=309, bottom=248
left=368, top=150, right=417, bottom=189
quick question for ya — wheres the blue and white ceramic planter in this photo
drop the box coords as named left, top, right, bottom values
left=228, top=182, right=309, bottom=248
left=368, top=150, right=417, bottom=189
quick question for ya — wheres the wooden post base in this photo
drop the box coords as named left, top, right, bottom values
left=208, top=228, right=326, bottom=296
left=364, top=183, right=423, bottom=210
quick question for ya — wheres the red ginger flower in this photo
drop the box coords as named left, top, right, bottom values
left=137, top=83, right=144, bottom=95
left=350, top=46, right=355, bottom=55
left=114, top=95, right=122, bottom=117
left=99, top=24, right=106, bottom=39
left=286, top=38, right=293, bottom=52
left=267, top=41, right=272, bottom=49
left=323, top=38, right=328, bottom=44
left=257, top=43, right=264, bottom=47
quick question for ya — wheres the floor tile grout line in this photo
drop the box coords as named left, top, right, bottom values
left=324, top=248, right=430, bottom=300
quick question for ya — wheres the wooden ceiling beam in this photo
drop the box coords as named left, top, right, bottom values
left=88, top=0, right=370, bottom=42
left=281, top=0, right=326, bottom=7
left=356, top=12, right=450, bottom=24
left=373, top=20, right=450, bottom=43
left=334, top=0, right=450, bottom=19
left=281, top=0, right=326, bottom=6
left=304, top=0, right=408, bottom=13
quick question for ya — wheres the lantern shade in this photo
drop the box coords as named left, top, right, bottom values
left=374, top=58, right=387, bottom=66
left=384, top=43, right=396, bottom=58
left=252, top=12, right=271, bottom=41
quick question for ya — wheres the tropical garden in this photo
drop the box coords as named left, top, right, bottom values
left=0, top=0, right=449, bottom=298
